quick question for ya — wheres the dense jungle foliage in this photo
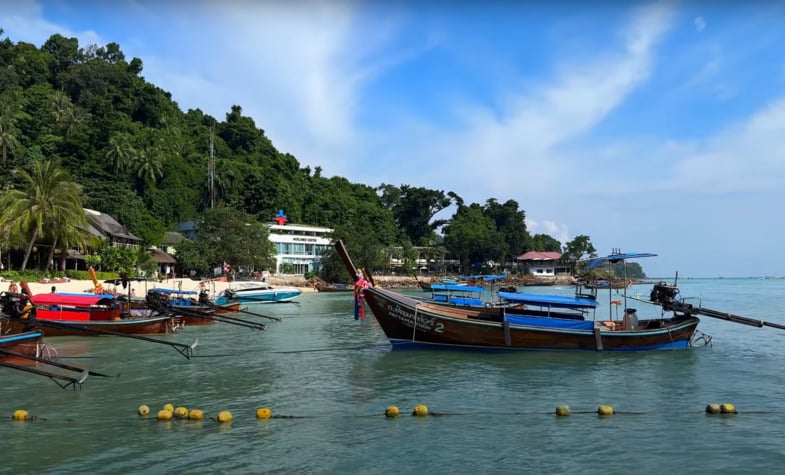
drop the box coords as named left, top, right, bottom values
left=0, top=30, right=611, bottom=281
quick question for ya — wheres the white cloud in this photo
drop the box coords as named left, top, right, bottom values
left=694, top=16, right=707, bottom=32
left=0, top=0, right=103, bottom=50
left=526, top=218, right=569, bottom=244
left=663, top=97, right=785, bottom=192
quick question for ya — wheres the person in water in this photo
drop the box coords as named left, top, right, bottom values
left=354, top=270, right=371, bottom=320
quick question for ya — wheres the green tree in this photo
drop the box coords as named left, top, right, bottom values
left=483, top=198, right=528, bottom=268
left=105, top=133, right=135, bottom=174
left=134, top=145, right=163, bottom=187
left=190, top=206, right=276, bottom=273
left=0, top=160, right=85, bottom=271
left=443, top=203, right=504, bottom=273
left=562, top=235, right=597, bottom=262
left=378, top=184, right=453, bottom=245
left=0, top=91, right=26, bottom=164
left=530, top=234, right=562, bottom=252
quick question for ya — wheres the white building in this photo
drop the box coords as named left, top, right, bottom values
left=267, top=222, right=333, bottom=274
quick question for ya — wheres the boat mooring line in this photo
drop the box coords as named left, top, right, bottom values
left=8, top=406, right=766, bottom=425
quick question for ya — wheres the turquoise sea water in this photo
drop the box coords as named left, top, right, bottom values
left=3, top=278, right=785, bottom=474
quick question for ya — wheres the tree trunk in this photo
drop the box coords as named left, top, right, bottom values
left=46, top=237, right=58, bottom=272
left=20, top=227, right=39, bottom=271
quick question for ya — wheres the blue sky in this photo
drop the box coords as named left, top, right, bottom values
left=2, top=0, right=785, bottom=277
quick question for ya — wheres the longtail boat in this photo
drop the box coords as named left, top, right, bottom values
left=0, top=329, right=43, bottom=361
left=0, top=290, right=180, bottom=336
left=335, top=240, right=710, bottom=351
left=29, top=292, right=123, bottom=321
left=1, top=290, right=196, bottom=359
left=0, top=329, right=96, bottom=388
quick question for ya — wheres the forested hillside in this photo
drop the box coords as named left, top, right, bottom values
left=0, top=30, right=598, bottom=278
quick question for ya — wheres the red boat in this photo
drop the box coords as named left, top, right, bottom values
left=30, top=293, right=122, bottom=321
left=1, top=287, right=178, bottom=337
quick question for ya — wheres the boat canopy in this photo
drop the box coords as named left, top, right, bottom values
left=32, top=294, right=114, bottom=306
left=151, top=288, right=198, bottom=295
left=430, top=284, right=485, bottom=293
left=463, top=274, right=507, bottom=282
left=498, top=292, right=599, bottom=309
left=586, top=252, right=657, bottom=270
left=55, top=292, right=116, bottom=300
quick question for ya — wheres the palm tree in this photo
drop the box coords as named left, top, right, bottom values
left=135, top=146, right=163, bottom=185
left=0, top=115, right=20, bottom=164
left=0, top=160, right=85, bottom=271
left=0, top=93, right=26, bottom=164
left=105, top=133, right=136, bottom=174
left=44, top=209, right=90, bottom=272
left=51, top=91, right=85, bottom=137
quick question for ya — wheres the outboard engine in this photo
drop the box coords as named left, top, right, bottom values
left=0, top=291, right=33, bottom=319
left=146, top=289, right=170, bottom=308
left=649, top=282, right=680, bottom=310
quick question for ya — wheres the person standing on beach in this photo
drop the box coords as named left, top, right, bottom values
left=8, top=281, right=18, bottom=293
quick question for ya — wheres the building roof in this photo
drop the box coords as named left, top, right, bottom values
left=517, top=251, right=562, bottom=261
left=84, top=208, right=141, bottom=242
left=163, top=231, right=186, bottom=246
left=150, top=248, right=177, bottom=264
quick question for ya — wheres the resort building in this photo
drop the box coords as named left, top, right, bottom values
left=516, top=251, right=571, bottom=277
left=267, top=221, right=333, bottom=275
left=85, top=208, right=142, bottom=249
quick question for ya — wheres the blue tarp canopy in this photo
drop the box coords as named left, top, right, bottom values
left=56, top=292, right=115, bottom=300
left=463, top=274, right=508, bottom=282
left=586, top=252, right=657, bottom=270
left=431, top=284, right=485, bottom=293
left=151, top=288, right=198, bottom=295
left=498, top=292, right=599, bottom=309
left=505, top=314, right=595, bottom=330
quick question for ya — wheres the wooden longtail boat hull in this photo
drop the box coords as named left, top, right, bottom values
left=0, top=330, right=43, bottom=361
left=363, top=287, right=700, bottom=351
left=213, top=302, right=242, bottom=314
left=1, top=315, right=176, bottom=337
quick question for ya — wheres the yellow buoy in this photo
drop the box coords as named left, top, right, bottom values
left=217, top=410, right=233, bottom=423
left=385, top=405, right=400, bottom=418
left=597, top=405, right=615, bottom=416
left=174, top=407, right=188, bottom=419
left=138, top=404, right=150, bottom=416
left=720, top=403, right=737, bottom=414
left=188, top=409, right=204, bottom=421
left=555, top=405, right=571, bottom=417
left=163, top=403, right=174, bottom=413
left=12, top=409, right=29, bottom=421
left=157, top=409, right=173, bottom=421
left=256, top=407, right=272, bottom=420
left=412, top=405, right=429, bottom=417
left=705, top=403, right=721, bottom=414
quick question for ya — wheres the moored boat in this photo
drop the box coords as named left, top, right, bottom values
left=215, top=281, right=302, bottom=304
left=0, top=330, right=44, bottom=361
left=335, top=240, right=709, bottom=352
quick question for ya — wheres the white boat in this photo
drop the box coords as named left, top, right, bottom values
left=214, top=281, right=302, bottom=304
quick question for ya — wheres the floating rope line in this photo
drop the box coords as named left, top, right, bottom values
left=8, top=404, right=773, bottom=425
